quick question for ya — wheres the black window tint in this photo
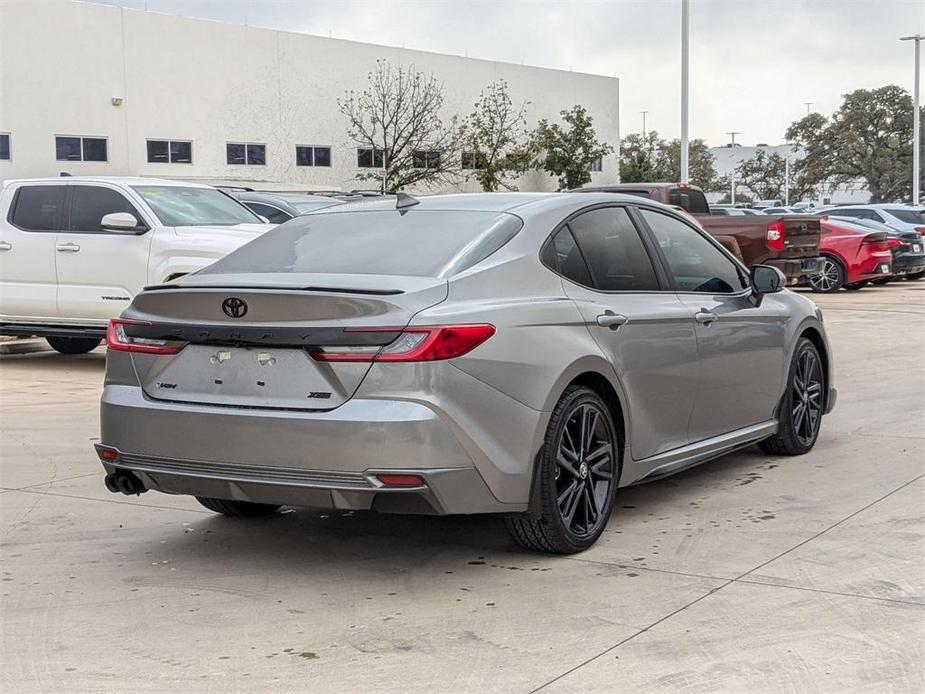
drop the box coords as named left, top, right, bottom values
left=170, top=141, right=192, bottom=163
left=888, top=209, right=925, bottom=224
left=226, top=143, right=246, bottom=164
left=147, top=140, right=169, bottom=162
left=200, top=210, right=523, bottom=279
left=313, top=147, right=331, bottom=167
left=246, top=144, right=266, bottom=165
left=296, top=146, right=313, bottom=166
left=545, top=228, right=594, bottom=287
left=640, top=209, right=747, bottom=293
left=10, top=186, right=66, bottom=231
left=70, top=186, right=141, bottom=232
left=567, top=207, right=659, bottom=291
left=82, top=138, right=107, bottom=161
left=56, top=137, right=82, bottom=161
left=668, top=188, right=709, bottom=214
left=245, top=202, right=291, bottom=224
left=357, top=148, right=384, bottom=168
left=0, top=134, right=10, bottom=160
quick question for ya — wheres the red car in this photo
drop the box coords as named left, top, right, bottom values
left=807, top=217, right=893, bottom=292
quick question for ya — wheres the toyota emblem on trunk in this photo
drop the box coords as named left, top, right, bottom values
left=222, top=297, right=248, bottom=318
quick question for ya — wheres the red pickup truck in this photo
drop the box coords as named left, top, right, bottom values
left=577, top=183, right=823, bottom=283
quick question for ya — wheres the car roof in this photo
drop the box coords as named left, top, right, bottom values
left=2, top=176, right=214, bottom=188
left=323, top=192, right=658, bottom=215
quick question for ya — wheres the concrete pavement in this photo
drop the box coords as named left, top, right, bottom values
left=1, top=282, right=923, bottom=693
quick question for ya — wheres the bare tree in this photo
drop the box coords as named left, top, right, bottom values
left=464, top=80, right=534, bottom=191
left=338, top=60, right=465, bottom=191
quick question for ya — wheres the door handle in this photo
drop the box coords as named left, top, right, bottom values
left=56, top=242, right=80, bottom=253
left=0, top=241, right=11, bottom=251
left=695, top=310, right=718, bottom=326
left=596, top=313, right=629, bottom=330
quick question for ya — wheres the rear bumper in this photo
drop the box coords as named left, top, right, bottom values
left=99, top=385, right=526, bottom=515
left=767, top=256, right=823, bottom=281
left=891, top=252, right=925, bottom=275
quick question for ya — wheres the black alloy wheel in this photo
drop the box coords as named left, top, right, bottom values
left=759, top=338, right=825, bottom=456
left=506, top=385, right=619, bottom=554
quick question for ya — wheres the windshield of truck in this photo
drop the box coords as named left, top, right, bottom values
left=133, top=186, right=262, bottom=226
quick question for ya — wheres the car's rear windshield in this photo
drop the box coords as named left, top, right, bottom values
left=199, top=209, right=524, bottom=278
left=886, top=208, right=925, bottom=224
left=133, top=186, right=262, bottom=226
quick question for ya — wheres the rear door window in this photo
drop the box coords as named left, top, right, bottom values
left=9, top=185, right=67, bottom=231
left=640, top=209, right=747, bottom=293
left=244, top=202, right=292, bottom=224
left=668, top=188, right=710, bottom=214
left=566, top=207, right=660, bottom=291
left=542, top=228, right=594, bottom=287
left=69, top=185, right=145, bottom=232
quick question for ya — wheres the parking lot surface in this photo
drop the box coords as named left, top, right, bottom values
left=1, top=283, right=923, bottom=693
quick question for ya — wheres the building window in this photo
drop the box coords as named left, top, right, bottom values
left=461, top=152, right=489, bottom=170
left=357, top=147, right=385, bottom=168
left=55, top=136, right=108, bottom=162
left=413, top=150, right=441, bottom=169
left=0, top=133, right=10, bottom=161
left=296, top=146, right=332, bottom=167
left=586, top=156, right=603, bottom=173
left=147, top=139, right=192, bottom=164
left=227, top=142, right=266, bottom=166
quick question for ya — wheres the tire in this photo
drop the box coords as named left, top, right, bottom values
left=196, top=497, right=281, bottom=518
left=505, top=385, right=620, bottom=554
left=45, top=336, right=102, bottom=354
left=843, top=281, right=868, bottom=290
left=808, top=256, right=845, bottom=293
left=904, top=270, right=924, bottom=281
left=871, top=277, right=891, bottom=286
left=759, top=338, right=825, bottom=456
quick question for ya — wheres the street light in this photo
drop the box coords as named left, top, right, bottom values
left=680, top=0, right=689, bottom=183
left=641, top=110, right=649, bottom=139
left=803, top=102, right=813, bottom=117
left=900, top=34, right=922, bottom=205
left=727, top=131, right=740, bottom=204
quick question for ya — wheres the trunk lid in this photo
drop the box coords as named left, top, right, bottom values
left=124, top=273, right=447, bottom=410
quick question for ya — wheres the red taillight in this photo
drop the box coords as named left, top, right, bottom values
left=886, top=238, right=903, bottom=250
left=766, top=221, right=786, bottom=252
left=916, top=226, right=925, bottom=237
left=311, top=324, right=495, bottom=363
left=376, top=474, right=425, bottom=488
left=107, top=318, right=186, bottom=355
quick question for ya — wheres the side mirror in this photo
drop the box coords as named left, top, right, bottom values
left=101, top=212, right=141, bottom=232
left=750, top=264, right=786, bottom=295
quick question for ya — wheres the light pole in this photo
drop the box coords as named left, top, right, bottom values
left=727, top=131, right=740, bottom=204
left=901, top=34, right=922, bottom=205
left=803, top=102, right=813, bottom=117
left=784, top=155, right=790, bottom=206
left=641, top=110, right=649, bottom=139
left=680, top=0, right=689, bottom=183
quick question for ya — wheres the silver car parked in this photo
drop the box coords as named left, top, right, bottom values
left=97, top=192, right=836, bottom=553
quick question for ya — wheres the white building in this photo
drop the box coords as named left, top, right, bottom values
left=0, top=0, right=620, bottom=193
left=709, top=144, right=870, bottom=205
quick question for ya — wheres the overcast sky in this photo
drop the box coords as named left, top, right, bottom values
left=93, top=0, right=923, bottom=146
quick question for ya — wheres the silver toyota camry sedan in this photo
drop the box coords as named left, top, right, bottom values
left=97, top=192, right=836, bottom=553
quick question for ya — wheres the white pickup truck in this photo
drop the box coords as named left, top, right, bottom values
left=0, top=177, right=275, bottom=353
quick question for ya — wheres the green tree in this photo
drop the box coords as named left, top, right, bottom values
left=785, top=85, right=924, bottom=202
left=658, top=138, right=718, bottom=191
left=533, top=105, right=613, bottom=190
left=731, top=149, right=816, bottom=203
left=619, top=131, right=667, bottom=182
left=463, top=80, right=535, bottom=191
left=619, top=130, right=717, bottom=190
left=337, top=60, right=465, bottom=191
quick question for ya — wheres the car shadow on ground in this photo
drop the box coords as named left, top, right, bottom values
left=130, top=444, right=779, bottom=569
